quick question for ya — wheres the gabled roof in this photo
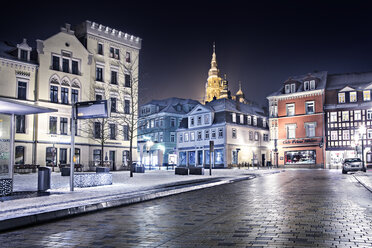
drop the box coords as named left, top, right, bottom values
left=326, top=71, right=372, bottom=90
left=141, top=97, right=200, bottom=115
left=206, top=98, right=266, bottom=117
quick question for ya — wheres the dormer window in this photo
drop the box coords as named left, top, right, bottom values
left=350, top=91, right=357, bottom=102
left=285, top=84, right=290, bottom=94
left=291, top=83, right=296, bottom=93
left=338, top=93, right=346, bottom=103
left=364, top=90, right=371, bottom=101
left=310, top=80, right=315, bottom=90
left=20, top=50, right=28, bottom=61
left=284, top=83, right=296, bottom=94
left=304, top=81, right=309, bottom=91
left=17, top=39, right=32, bottom=62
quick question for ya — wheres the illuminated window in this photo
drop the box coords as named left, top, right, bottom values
left=330, top=112, right=337, bottom=122
left=367, top=110, right=372, bottom=120
left=331, top=131, right=338, bottom=140
left=286, top=124, right=296, bottom=139
left=350, top=91, right=357, bottom=102
left=232, top=113, right=236, bottom=123
left=354, top=110, right=361, bottom=121
left=305, top=122, right=316, bottom=137
left=286, top=103, right=295, bottom=116
left=247, top=116, right=252, bottom=125
left=338, top=93, right=345, bottom=103
left=342, top=111, right=349, bottom=121
left=343, top=130, right=350, bottom=140
left=363, top=90, right=371, bottom=101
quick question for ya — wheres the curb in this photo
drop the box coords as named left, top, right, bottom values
left=0, top=173, right=264, bottom=233
left=353, top=175, right=372, bottom=193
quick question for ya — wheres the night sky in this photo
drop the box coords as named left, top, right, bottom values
left=2, top=1, right=372, bottom=106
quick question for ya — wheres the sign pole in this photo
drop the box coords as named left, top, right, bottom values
left=70, top=104, right=75, bottom=191
left=209, top=141, right=214, bottom=176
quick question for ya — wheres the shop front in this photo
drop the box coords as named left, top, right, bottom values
left=178, top=148, right=225, bottom=168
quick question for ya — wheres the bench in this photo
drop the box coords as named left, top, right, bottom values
left=14, top=164, right=39, bottom=174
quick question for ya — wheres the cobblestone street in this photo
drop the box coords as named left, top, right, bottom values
left=1, top=170, right=372, bottom=247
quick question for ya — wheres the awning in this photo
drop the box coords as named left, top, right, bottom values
left=0, top=97, right=58, bottom=115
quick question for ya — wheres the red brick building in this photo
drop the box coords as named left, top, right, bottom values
left=267, top=71, right=327, bottom=168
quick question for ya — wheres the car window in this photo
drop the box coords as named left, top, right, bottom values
left=345, top=158, right=361, bottom=162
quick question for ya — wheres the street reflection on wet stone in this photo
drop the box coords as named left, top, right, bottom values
left=1, top=170, right=372, bottom=247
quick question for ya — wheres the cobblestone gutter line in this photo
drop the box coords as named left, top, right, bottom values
left=353, top=175, right=372, bottom=193
left=0, top=174, right=264, bottom=233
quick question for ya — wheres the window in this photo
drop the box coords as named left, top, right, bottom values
left=368, top=110, right=372, bottom=120
left=60, top=117, right=68, bottom=135
left=155, top=119, right=159, bottom=127
left=214, top=149, right=224, bottom=165
left=94, top=122, right=101, bottom=138
left=204, top=114, right=209, bottom=125
left=179, top=133, right=183, bottom=143
left=263, top=118, right=266, bottom=128
left=62, top=58, right=69, bottom=73
left=232, top=128, right=237, bottom=139
left=197, top=131, right=202, bottom=141
left=122, top=150, right=129, bottom=166
left=124, top=100, right=130, bottom=114
left=253, top=116, right=257, bottom=126
left=20, top=50, right=28, bottom=60
left=190, top=117, right=195, bottom=126
left=247, top=116, right=252, bottom=125
left=46, top=147, right=57, bottom=165
left=205, top=130, right=210, bottom=139
left=197, top=116, right=202, bottom=125
left=160, top=118, right=164, bottom=127
left=61, top=87, right=69, bottom=104
left=50, top=85, right=58, bottom=103
left=123, top=125, right=129, bottom=141
left=184, top=132, right=189, bottom=142
left=49, top=116, right=57, bottom=134
left=254, top=132, right=259, bottom=141
left=305, top=101, right=315, bottom=114
left=150, top=119, right=154, bottom=128
left=354, top=110, right=361, bottom=121
left=16, top=115, right=25, bottom=133
left=285, top=84, right=290, bottom=94
left=304, top=81, right=309, bottom=91
left=342, top=111, right=349, bottom=121
left=263, top=134, right=269, bottom=142
left=368, top=129, right=372, bottom=139
left=93, top=149, right=102, bottom=163
left=190, top=132, right=195, bottom=141
left=211, top=129, right=216, bottom=139
left=239, top=114, right=244, bottom=124
left=232, top=113, right=236, bottom=123
left=170, top=132, right=175, bottom=142
left=111, top=97, right=117, bottom=113
left=110, top=47, right=120, bottom=59
left=170, top=118, right=176, bottom=127
left=249, top=131, right=253, bottom=140
left=110, top=124, right=116, bottom=140
left=286, top=124, right=296, bottom=139
left=331, top=131, right=338, bottom=140
left=350, top=91, right=357, bottom=102
left=330, top=112, right=337, bottom=122
left=363, top=90, right=371, bottom=101
left=17, top=81, right=27, bottom=100
left=98, top=43, right=103, bottom=55
left=111, top=71, right=118, bottom=84
left=218, top=128, right=223, bottom=138
left=291, top=83, right=296, bottom=93
left=286, top=103, right=295, bottom=116
left=15, top=146, right=24, bottom=164
left=126, top=51, right=131, bottom=63
left=71, top=89, right=79, bottom=103
left=52, top=56, right=60, bottom=70
left=310, top=80, right=315, bottom=90
left=285, top=150, right=316, bottom=164
left=95, top=94, right=103, bottom=101
left=343, top=130, right=350, bottom=140
left=305, top=122, right=316, bottom=137
left=96, top=67, right=103, bottom=81
left=72, top=60, right=79, bottom=75
left=338, top=93, right=345, bottom=103
left=125, top=74, right=131, bottom=87
left=59, top=148, right=67, bottom=164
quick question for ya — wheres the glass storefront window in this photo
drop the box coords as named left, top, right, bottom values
left=215, top=149, right=224, bottom=165
left=179, top=152, right=186, bottom=166
left=285, top=150, right=316, bottom=164
left=188, top=151, right=195, bottom=166
left=205, top=150, right=210, bottom=165
left=197, top=150, right=203, bottom=166
left=0, top=114, right=11, bottom=178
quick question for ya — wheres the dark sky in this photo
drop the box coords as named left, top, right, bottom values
left=2, top=1, right=372, bottom=106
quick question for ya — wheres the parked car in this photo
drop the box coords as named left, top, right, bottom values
left=342, top=158, right=366, bottom=174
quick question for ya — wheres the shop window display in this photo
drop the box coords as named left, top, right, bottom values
left=285, top=150, right=316, bottom=164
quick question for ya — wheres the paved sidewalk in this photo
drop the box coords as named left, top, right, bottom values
left=0, top=168, right=281, bottom=232
left=353, top=169, right=372, bottom=192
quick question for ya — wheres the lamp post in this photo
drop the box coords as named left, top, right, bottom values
left=359, top=124, right=366, bottom=171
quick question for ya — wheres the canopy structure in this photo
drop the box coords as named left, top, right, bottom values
left=0, top=97, right=58, bottom=196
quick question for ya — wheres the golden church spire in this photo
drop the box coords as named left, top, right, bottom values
left=208, top=42, right=219, bottom=78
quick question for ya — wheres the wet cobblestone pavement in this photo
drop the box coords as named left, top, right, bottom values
left=1, top=170, right=372, bottom=247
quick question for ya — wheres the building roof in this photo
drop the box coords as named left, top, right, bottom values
left=268, top=71, right=328, bottom=97
left=142, top=97, right=200, bottom=115
left=0, top=41, right=37, bottom=65
left=326, top=71, right=372, bottom=90
left=206, top=98, right=266, bottom=117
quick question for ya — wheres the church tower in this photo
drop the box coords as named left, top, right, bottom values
left=204, top=43, right=225, bottom=102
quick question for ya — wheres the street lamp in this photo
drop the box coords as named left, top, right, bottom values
left=359, top=124, right=367, bottom=171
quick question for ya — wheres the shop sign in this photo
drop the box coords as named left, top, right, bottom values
left=282, top=138, right=319, bottom=145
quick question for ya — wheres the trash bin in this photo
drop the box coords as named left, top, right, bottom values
left=38, top=167, right=51, bottom=191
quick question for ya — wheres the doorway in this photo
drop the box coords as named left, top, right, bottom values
left=109, top=151, right=116, bottom=171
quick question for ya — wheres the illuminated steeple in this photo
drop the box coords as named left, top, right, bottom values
left=208, top=42, right=219, bottom=78
left=236, top=81, right=243, bottom=96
